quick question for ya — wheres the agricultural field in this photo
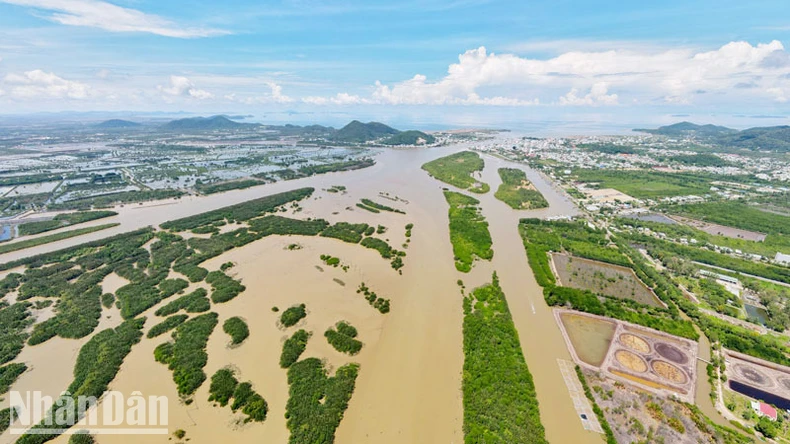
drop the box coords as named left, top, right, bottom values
left=551, top=253, right=663, bottom=308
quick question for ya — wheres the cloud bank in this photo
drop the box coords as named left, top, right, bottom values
left=1, top=0, right=228, bottom=38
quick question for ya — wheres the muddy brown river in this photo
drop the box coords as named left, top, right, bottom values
left=1, top=144, right=607, bottom=444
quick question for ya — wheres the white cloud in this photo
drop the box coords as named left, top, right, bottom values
left=349, top=41, right=790, bottom=106
left=559, top=82, right=618, bottom=106
left=158, top=76, right=213, bottom=99
left=302, top=92, right=368, bottom=105
left=1, top=0, right=228, bottom=38
left=226, top=82, right=294, bottom=104
left=3, top=69, right=89, bottom=99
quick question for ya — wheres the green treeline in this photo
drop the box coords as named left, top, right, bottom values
left=280, top=329, right=310, bottom=368
left=223, top=316, right=249, bottom=345
left=494, top=168, right=548, bottom=210
left=17, top=210, right=118, bottom=236
left=445, top=191, right=493, bottom=272
left=207, top=368, right=268, bottom=422
left=625, top=230, right=790, bottom=285
left=17, top=318, right=144, bottom=444
left=0, top=223, right=119, bottom=255
left=359, top=199, right=405, bottom=214
left=285, top=358, right=359, bottom=444
left=147, top=314, right=188, bottom=339
left=196, top=179, right=265, bottom=195
left=462, top=273, right=547, bottom=444
left=280, top=304, right=307, bottom=327
left=160, top=187, right=315, bottom=231
left=49, top=189, right=184, bottom=211
left=248, top=215, right=328, bottom=236
left=422, top=151, right=490, bottom=193
left=154, top=312, right=218, bottom=397
left=663, top=201, right=790, bottom=236
left=155, top=288, right=210, bottom=316
left=325, top=321, right=362, bottom=355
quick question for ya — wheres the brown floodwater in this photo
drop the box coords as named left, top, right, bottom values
left=560, top=313, right=617, bottom=367
left=2, top=144, right=600, bottom=444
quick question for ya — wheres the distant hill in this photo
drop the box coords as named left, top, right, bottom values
left=382, top=130, right=436, bottom=145
left=333, top=120, right=400, bottom=143
left=635, top=121, right=790, bottom=152
left=634, top=121, right=737, bottom=138
left=96, top=119, right=141, bottom=129
left=161, top=115, right=251, bottom=131
left=717, top=126, right=790, bottom=152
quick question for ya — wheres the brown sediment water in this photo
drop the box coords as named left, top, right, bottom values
left=2, top=144, right=595, bottom=444
left=559, top=313, right=616, bottom=366
left=457, top=153, right=600, bottom=444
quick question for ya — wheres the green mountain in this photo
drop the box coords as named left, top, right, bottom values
left=161, top=115, right=252, bottom=131
left=96, top=119, right=141, bottom=129
left=635, top=121, right=790, bottom=152
left=717, top=126, right=790, bottom=152
left=634, top=121, right=736, bottom=137
left=381, top=130, right=436, bottom=145
left=333, top=120, right=400, bottom=143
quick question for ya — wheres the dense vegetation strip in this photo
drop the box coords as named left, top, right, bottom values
left=154, top=312, right=218, bottom=397
left=285, top=358, right=359, bottom=444
left=359, top=198, right=405, bottom=214
left=462, top=273, right=547, bottom=444
left=17, top=318, right=145, bottom=444
left=0, top=302, right=33, bottom=364
left=223, top=316, right=249, bottom=345
left=17, top=210, right=117, bottom=236
left=0, top=362, right=27, bottom=395
left=0, top=223, right=119, bottom=255
left=160, top=187, right=314, bottom=231
left=445, top=191, right=493, bottom=272
left=494, top=168, right=548, bottom=210
left=196, top=179, right=265, bottom=195
left=49, top=189, right=184, bottom=211
left=155, top=288, right=210, bottom=316
left=280, top=329, right=310, bottom=368
left=147, top=314, right=189, bottom=338
left=422, top=151, right=490, bottom=193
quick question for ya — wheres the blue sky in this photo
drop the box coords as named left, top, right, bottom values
left=0, top=0, right=789, bottom=131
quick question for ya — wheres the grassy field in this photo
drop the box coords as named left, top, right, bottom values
left=422, top=151, right=490, bottom=193
left=573, top=169, right=713, bottom=199
left=444, top=191, right=493, bottom=272
left=663, top=201, right=790, bottom=236
left=0, top=223, right=119, bottom=255
left=494, top=168, right=548, bottom=210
